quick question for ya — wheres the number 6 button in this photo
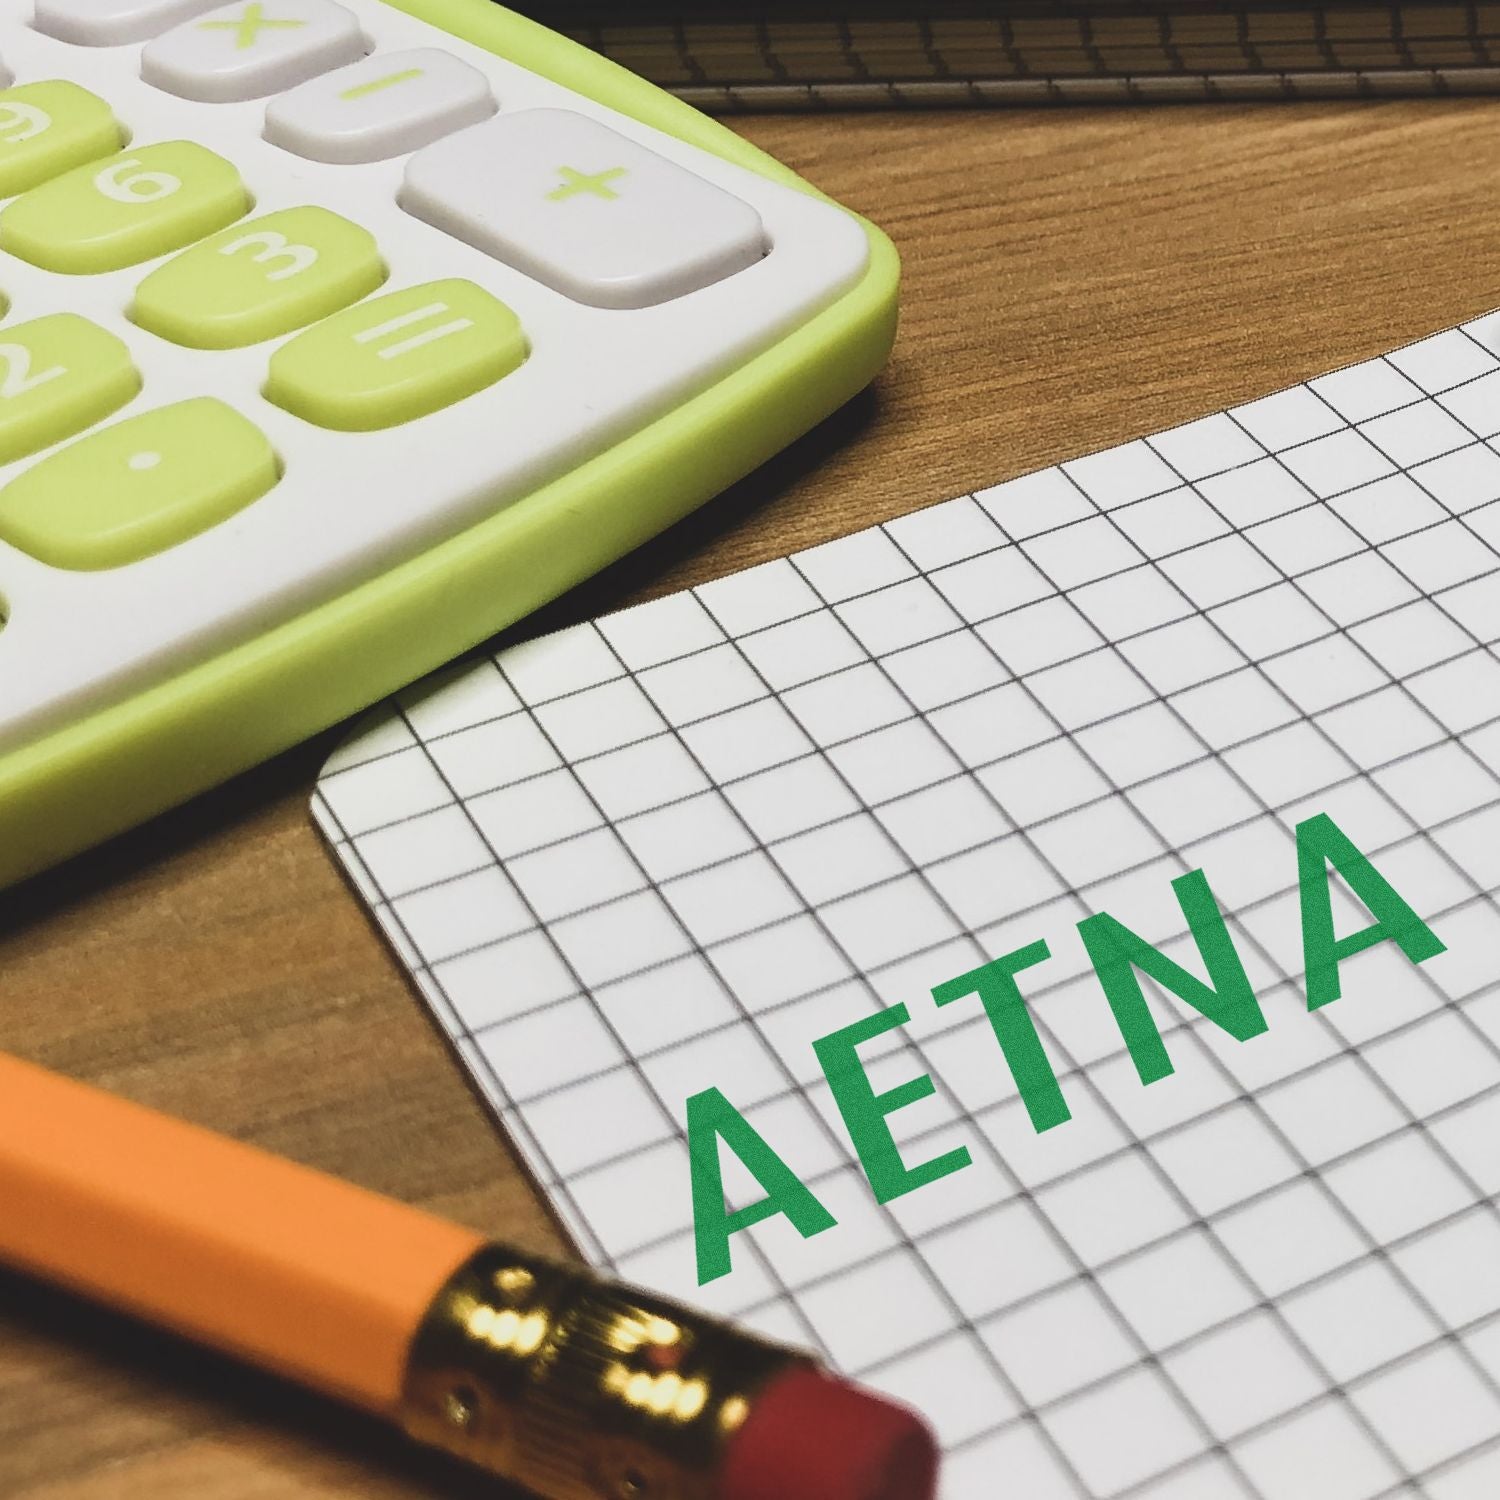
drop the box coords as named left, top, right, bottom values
left=266, top=279, right=526, bottom=430
left=132, top=207, right=385, bottom=348
left=0, top=142, right=248, bottom=274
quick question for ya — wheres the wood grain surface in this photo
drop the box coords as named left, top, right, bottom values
left=5, top=96, right=1500, bottom=1499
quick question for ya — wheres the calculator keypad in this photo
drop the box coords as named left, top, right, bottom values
left=264, top=47, right=495, bottom=164
left=0, top=141, right=249, bottom=273
left=0, top=83, right=125, bottom=199
left=0, top=315, right=140, bottom=465
left=141, top=0, right=368, bottom=104
left=33, top=0, right=223, bottom=47
left=265, top=278, right=527, bottom=430
left=132, top=206, right=385, bottom=348
left=401, top=108, right=769, bottom=309
left=0, top=397, right=276, bottom=570
left=0, top=0, right=870, bottom=756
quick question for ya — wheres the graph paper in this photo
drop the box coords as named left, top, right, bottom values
left=316, top=312, right=1500, bottom=1499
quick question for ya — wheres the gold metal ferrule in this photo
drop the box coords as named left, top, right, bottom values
left=398, top=1242, right=809, bottom=1500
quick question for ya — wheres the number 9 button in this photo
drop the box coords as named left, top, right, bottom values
left=0, top=82, right=124, bottom=197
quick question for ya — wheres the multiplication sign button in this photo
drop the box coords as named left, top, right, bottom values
left=400, top=109, right=768, bottom=309
left=141, top=0, right=366, bottom=103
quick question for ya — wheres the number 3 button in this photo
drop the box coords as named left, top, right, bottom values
left=132, top=207, right=385, bottom=348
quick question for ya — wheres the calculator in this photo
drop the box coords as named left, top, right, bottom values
left=0, top=0, right=899, bottom=890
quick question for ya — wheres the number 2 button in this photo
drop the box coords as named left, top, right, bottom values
left=0, top=316, right=140, bottom=465
left=0, top=141, right=248, bottom=274
left=132, top=207, right=385, bottom=348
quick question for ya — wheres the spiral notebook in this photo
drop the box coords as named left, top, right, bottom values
left=525, top=1, right=1500, bottom=109
left=315, top=312, right=1500, bottom=1499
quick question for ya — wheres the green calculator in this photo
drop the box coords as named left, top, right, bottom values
left=0, top=0, right=898, bottom=890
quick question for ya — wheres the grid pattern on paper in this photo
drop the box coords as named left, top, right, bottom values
left=316, top=309, right=1500, bottom=1500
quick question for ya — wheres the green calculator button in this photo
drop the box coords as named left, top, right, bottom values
left=265, top=278, right=527, bottom=430
left=0, top=315, right=141, bottom=465
left=0, top=398, right=278, bottom=570
left=131, top=207, right=386, bottom=350
left=0, top=142, right=249, bottom=275
left=0, top=82, right=124, bottom=199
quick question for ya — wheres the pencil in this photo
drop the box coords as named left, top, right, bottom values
left=0, top=1051, right=937, bottom=1500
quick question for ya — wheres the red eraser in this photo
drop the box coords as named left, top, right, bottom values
left=719, top=1364, right=939, bottom=1500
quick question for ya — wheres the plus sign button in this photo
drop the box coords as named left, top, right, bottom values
left=401, top=108, right=768, bottom=310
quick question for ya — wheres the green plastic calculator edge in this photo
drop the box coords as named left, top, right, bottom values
left=0, top=0, right=900, bottom=891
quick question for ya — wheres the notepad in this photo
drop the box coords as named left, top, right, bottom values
left=315, top=312, right=1500, bottom=1499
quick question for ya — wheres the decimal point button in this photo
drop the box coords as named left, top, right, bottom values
left=0, top=398, right=278, bottom=569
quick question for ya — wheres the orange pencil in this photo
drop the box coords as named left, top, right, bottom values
left=0, top=1051, right=937, bottom=1500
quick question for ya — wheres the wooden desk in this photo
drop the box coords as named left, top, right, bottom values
left=4, top=98, right=1500, bottom=1498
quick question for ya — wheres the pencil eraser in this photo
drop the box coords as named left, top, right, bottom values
left=719, top=1364, right=939, bottom=1500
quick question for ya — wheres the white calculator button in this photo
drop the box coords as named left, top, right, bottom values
left=400, top=109, right=768, bottom=310
left=264, top=47, right=495, bottom=164
left=33, top=0, right=222, bottom=45
left=140, top=0, right=366, bottom=104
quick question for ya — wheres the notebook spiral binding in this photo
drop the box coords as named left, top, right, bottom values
left=518, top=2, right=1500, bottom=109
